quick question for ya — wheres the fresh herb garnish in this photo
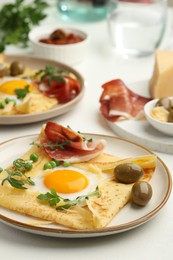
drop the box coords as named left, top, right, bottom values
left=0, top=0, right=48, bottom=52
left=0, top=155, right=38, bottom=189
left=1, top=168, right=35, bottom=189
left=37, top=186, right=101, bottom=210
left=1, top=169, right=27, bottom=190
left=35, top=65, right=66, bottom=85
left=31, top=140, right=70, bottom=151
left=13, top=158, right=33, bottom=172
left=77, top=131, right=93, bottom=143
left=83, top=137, right=93, bottom=142
left=15, top=85, right=30, bottom=99
left=0, top=97, right=16, bottom=109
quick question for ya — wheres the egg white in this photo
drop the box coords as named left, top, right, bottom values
left=0, top=94, right=21, bottom=104
left=31, top=166, right=110, bottom=200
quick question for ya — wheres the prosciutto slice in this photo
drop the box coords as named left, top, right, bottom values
left=99, top=79, right=151, bottom=122
left=35, top=75, right=80, bottom=104
left=39, top=122, right=106, bottom=162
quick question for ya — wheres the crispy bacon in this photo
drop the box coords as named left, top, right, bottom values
left=40, top=122, right=106, bottom=162
left=99, top=79, right=151, bottom=122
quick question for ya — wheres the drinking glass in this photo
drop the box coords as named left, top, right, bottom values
left=57, top=0, right=115, bottom=22
left=107, top=0, right=168, bottom=57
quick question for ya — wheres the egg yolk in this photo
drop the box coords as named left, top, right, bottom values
left=44, top=170, right=89, bottom=194
left=0, top=80, right=35, bottom=95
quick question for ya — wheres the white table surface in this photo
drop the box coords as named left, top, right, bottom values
left=0, top=2, right=173, bottom=260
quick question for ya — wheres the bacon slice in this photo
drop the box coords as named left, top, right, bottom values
left=99, top=79, right=151, bottom=122
left=39, top=122, right=106, bottom=162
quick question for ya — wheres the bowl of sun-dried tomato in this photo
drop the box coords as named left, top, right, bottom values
left=29, top=25, right=89, bottom=66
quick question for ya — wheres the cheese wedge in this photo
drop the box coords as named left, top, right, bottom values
left=150, top=50, right=173, bottom=98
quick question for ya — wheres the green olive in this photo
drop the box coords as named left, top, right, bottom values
left=131, top=181, right=152, bottom=206
left=10, top=61, right=25, bottom=76
left=114, top=163, right=144, bottom=184
left=155, top=98, right=172, bottom=112
left=168, top=109, right=173, bottom=123
left=155, top=98, right=164, bottom=107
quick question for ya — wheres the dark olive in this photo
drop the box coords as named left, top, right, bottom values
left=50, top=29, right=66, bottom=41
left=10, top=61, right=25, bottom=76
left=168, top=109, right=173, bottom=123
left=131, top=181, right=152, bottom=206
left=114, top=163, right=144, bottom=184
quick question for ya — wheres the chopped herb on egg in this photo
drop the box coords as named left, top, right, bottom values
left=15, top=85, right=30, bottom=99
left=37, top=186, right=101, bottom=210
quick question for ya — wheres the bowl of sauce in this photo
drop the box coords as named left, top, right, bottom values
left=29, top=25, right=89, bottom=66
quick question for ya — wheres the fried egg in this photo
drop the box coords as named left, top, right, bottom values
left=0, top=77, right=35, bottom=95
left=32, top=166, right=109, bottom=200
left=0, top=77, right=35, bottom=103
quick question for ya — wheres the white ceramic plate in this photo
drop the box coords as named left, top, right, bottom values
left=0, top=55, right=85, bottom=125
left=0, top=134, right=171, bottom=238
left=106, top=80, right=173, bottom=154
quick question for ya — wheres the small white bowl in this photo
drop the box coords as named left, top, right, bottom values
left=29, top=24, right=89, bottom=66
left=144, top=98, right=173, bottom=136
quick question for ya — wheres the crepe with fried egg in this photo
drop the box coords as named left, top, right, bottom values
left=0, top=151, right=156, bottom=230
left=0, top=123, right=156, bottom=230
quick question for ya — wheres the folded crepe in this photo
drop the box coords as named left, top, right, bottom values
left=0, top=126, right=156, bottom=230
left=0, top=150, right=156, bottom=230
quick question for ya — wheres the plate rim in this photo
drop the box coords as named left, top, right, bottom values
left=0, top=54, right=85, bottom=125
left=0, top=133, right=172, bottom=237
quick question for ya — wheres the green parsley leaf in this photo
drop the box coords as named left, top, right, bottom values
left=15, top=85, right=30, bottom=99
left=0, top=0, right=48, bottom=52
left=36, top=65, right=66, bottom=85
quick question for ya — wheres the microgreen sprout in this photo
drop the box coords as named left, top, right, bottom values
left=31, top=140, right=70, bottom=151
left=0, top=154, right=39, bottom=190
left=37, top=186, right=101, bottom=210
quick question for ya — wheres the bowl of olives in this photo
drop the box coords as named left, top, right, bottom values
left=144, top=97, right=173, bottom=136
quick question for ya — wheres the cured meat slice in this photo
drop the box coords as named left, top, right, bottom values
left=39, top=122, right=106, bottom=162
left=99, top=79, right=151, bottom=122
left=35, top=75, right=80, bottom=104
